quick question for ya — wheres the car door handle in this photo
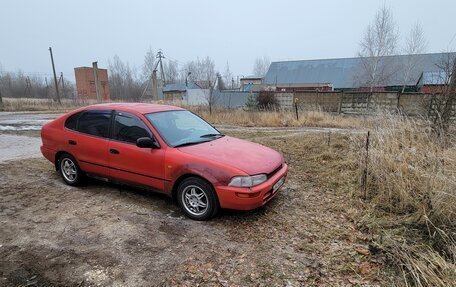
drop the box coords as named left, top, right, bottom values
left=110, top=149, right=120, bottom=155
left=68, top=140, right=77, bottom=145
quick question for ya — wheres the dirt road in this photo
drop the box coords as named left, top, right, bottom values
left=0, top=113, right=384, bottom=286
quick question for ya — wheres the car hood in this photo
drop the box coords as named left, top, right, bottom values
left=177, top=136, right=283, bottom=175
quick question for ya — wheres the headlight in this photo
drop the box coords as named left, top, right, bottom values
left=228, top=174, right=267, bottom=187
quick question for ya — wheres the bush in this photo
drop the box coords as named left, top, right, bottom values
left=257, top=91, right=278, bottom=110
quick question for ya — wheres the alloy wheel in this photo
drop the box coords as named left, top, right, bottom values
left=182, top=185, right=208, bottom=216
left=61, top=158, right=77, bottom=183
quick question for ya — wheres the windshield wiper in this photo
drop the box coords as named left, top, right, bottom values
left=200, top=133, right=225, bottom=138
left=174, top=139, right=212, bottom=148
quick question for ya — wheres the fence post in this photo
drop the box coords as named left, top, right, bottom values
left=338, top=92, right=343, bottom=114
left=361, top=131, right=370, bottom=199
left=294, top=97, right=299, bottom=121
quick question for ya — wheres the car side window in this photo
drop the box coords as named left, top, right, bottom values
left=78, top=110, right=111, bottom=138
left=113, top=112, right=151, bottom=144
left=64, top=112, right=82, bottom=131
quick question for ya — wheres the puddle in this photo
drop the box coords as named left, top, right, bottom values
left=0, top=125, right=43, bottom=131
left=0, top=112, right=60, bottom=132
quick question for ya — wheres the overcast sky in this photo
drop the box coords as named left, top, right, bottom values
left=1, top=0, right=455, bottom=82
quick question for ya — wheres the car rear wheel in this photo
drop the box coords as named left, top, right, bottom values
left=177, top=177, right=219, bottom=220
left=59, top=154, right=83, bottom=186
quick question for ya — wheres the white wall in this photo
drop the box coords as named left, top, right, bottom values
left=185, top=89, right=210, bottom=105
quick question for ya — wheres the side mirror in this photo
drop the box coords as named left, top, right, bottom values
left=136, top=137, right=160, bottom=149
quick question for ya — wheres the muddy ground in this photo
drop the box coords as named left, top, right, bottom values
left=0, top=113, right=386, bottom=286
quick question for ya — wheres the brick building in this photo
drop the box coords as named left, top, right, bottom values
left=74, top=67, right=110, bottom=101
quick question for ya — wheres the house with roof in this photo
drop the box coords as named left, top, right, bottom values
left=263, top=52, right=455, bottom=93
left=240, top=76, right=263, bottom=92
left=163, top=82, right=201, bottom=101
left=163, top=82, right=210, bottom=105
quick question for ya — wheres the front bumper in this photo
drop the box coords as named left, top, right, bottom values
left=215, top=163, right=288, bottom=210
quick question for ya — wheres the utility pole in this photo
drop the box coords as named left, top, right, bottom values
left=148, top=49, right=166, bottom=100
left=60, top=72, right=65, bottom=98
left=157, top=50, right=166, bottom=84
left=92, top=61, right=102, bottom=102
left=48, top=47, right=61, bottom=104
left=151, top=70, right=158, bottom=100
left=24, top=76, right=32, bottom=97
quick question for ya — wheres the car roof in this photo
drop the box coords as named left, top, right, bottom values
left=83, top=102, right=185, bottom=114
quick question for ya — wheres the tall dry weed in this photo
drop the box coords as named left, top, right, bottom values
left=352, top=112, right=456, bottom=286
left=193, top=106, right=364, bottom=129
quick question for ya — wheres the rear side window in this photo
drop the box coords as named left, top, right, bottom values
left=64, top=112, right=81, bottom=131
left=113, top=112, right=151, bottom=144
left=78, top=110, right=111, bottom=138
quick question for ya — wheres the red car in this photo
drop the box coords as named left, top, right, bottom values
left=41, top=103, right=288, bottom=220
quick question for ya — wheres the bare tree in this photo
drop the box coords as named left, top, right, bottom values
left=0, top=68, right=64, bottom=99
left=401, top=23, right=428, bottom=92
left=431, top=53, right=456, bottom=136
left=0, top=63, right=3, bottom=108
left=182, top=56, right=216, bottom=88
left=180, top=61, right=195, bottom=83
left=206, top=74, right=221, bottom=115
left=141, top=47, right=156, bottom=82
left=109, top=55, right=142, bottom=101
left=357, top=6, right=399, bottom=92
left=222, top=62, right=233, bottom=89
left=179, top=56, right=219, bottom=112
left=252, top=56, right=271, bottom=77
left=164, top=60, right=179, bottom=84
left=0, top=87, right=3, bottom=110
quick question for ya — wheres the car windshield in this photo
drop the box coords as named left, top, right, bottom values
left=145, top=110, right=223, bottom=147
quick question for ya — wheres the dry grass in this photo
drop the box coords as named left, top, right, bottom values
left=1, top=98, right=368, bottom=129
left=3, top=97, right=455, bottom=285
left=190, top=106, right=367, bottom=129
left=0, top=97, right=96, bottom=112
left=351, top=113, right=456, bottom=287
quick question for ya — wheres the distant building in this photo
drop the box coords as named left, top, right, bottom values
left=163, top=82, right=201, bottom=101
left=418, top=71, right=449, bottom=94
left=74, top=67, right=110, bottom=101
left=163, top=82, right=209, bottom=105
left=263, top=53, right=456, bottom=93
left=240, top=76, right=262, bottom=92
left=272, top=83, right=333, bottom=92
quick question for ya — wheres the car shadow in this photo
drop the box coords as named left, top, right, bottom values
left=77, top=176, right=277, bottom=222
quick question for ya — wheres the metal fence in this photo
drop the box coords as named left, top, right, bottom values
left=214, top=91, right=255, bottom=108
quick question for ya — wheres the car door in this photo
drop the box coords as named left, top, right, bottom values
left=108, top=111, right=166, bottom=191
left=71, top=110, right=112, bottom=177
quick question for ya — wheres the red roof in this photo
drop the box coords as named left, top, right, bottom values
left=84, top=102, right=184, bottom=114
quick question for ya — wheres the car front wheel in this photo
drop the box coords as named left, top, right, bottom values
left=58, top=154, right=83, bottom=186
left=177, top=177, right=219, bottom=220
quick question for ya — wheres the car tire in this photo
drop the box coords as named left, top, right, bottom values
left=58, top=153, right=84, bottom=186
left=177, top=177, right=219, bottom=221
